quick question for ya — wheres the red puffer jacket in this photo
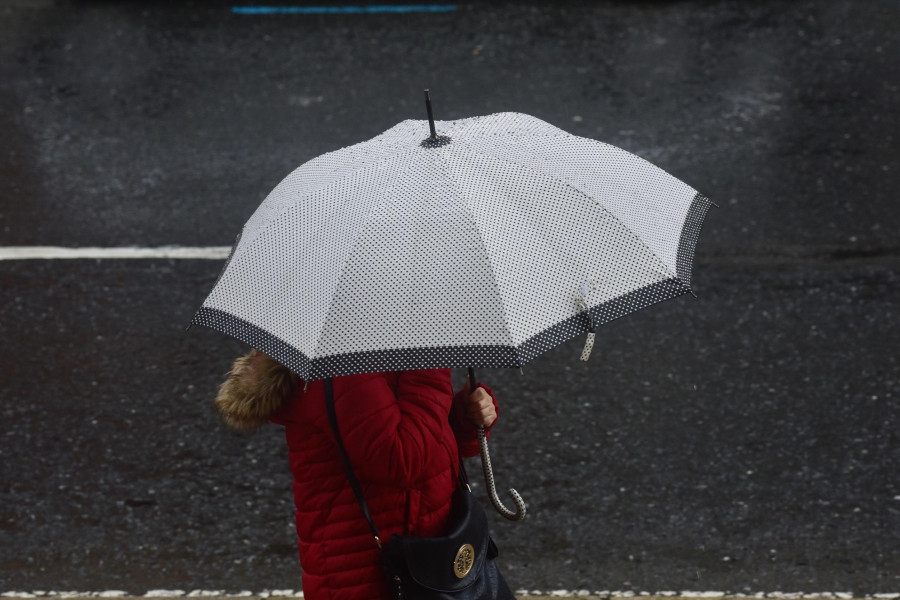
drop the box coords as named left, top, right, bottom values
left=215, top=353, right=497, bottom=600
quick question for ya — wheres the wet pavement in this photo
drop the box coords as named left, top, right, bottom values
left=1, top=0, right=898, bottom=595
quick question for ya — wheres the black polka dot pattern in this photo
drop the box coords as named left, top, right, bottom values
left=518, top=278, right=689, bottom=363
left=676, top=193, right=713, bottom=290
left=193, top=306, right=311, bottom=377
left=190, top=112, right=711, bottom=380
left=211, top=231, right=241, bottom=289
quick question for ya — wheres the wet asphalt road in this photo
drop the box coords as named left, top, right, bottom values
left=1, top=0, right=899, bottom=595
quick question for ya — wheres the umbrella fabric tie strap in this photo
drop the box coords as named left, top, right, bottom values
left=576, top=283, right=598, bottom=362
left=579, top=333, right=596, bottom=362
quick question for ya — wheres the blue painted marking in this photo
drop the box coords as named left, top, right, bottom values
left=232, top=5, right=457, bottom=14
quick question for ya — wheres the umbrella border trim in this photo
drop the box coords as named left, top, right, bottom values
left=517, top=277, right=692, bottom=363
left=517, top=192, right=712, bottom=362
left=676, top=192, right=714, bottom=289
left=192, top=193, right=713, bottom=380
left=191, top=306, right=312, bottom=378
left=191, top=306, right=526, bottom=380
left=194, top=275, right=690, bottom=381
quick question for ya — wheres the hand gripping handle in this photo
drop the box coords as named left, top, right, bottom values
left=468, top=368, right=526, bottom=521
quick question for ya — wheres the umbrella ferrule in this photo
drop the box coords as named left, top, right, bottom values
left=424, top=89, right=437, bottom=138
left=422, top=90, right=452, bottom=148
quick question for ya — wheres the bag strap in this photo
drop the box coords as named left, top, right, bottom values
left=457, top=447, right=471, bottom=490
left=324, top=377, right=471, bottom=548
left=324, top=377, right=383, bottom=548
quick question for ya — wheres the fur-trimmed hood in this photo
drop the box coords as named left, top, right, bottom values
left=214, top=350, right=298, bottom=432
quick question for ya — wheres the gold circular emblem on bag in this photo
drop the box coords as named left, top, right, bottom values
left=453, top=543, right=475, bottom=579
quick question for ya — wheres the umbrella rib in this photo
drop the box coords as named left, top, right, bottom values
left=424, top=148, right=523, bottom=366
left=233, top=143, right=420, bottom=267
left=451, top=137, right=686, bottom=289
left=215, top=146, right=422, bottom=381
left=449, top=112, right=571, bottom=139
left=305, top=158, right=423, bottom=376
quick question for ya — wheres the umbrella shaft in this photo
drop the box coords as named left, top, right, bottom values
left=424, top=89, right=437, bottom=138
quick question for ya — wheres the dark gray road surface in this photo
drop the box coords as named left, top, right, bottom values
left=1, top=0, right=898, bottom=595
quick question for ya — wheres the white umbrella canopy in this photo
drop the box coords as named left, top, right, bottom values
left=192, top=111, right=713, bottom=382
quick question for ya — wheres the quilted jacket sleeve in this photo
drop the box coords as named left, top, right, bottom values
left=327, top=369, right=457, bottom=487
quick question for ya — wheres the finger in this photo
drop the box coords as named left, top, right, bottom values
left=473, top=409, right=497, bottom=427
left=467, top=401, right=496, bottom=426
left=469, top=387, right=490, bottom=404
left=466, top=401, right=490, bottom=418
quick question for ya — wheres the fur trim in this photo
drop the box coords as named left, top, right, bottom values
left=214, top=350, right=298, bottom=432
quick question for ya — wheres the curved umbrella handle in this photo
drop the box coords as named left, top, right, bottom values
left=478, top=425, right=527, bottom=521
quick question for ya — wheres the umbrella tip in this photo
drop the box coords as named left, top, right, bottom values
left=424, top=89, right=437, bottom=138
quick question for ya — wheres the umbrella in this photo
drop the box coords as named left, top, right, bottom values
left=192, top=93, right=713, bottom=520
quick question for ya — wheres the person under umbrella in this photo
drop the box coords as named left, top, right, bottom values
left=213, top=350, right=503, bottom=599
left=194, top=97, right=712, bottom=600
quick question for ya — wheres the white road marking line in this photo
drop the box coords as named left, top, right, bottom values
left=1, top=592, right=896, bottom=599
left=0, top=246, right=232, bottom=261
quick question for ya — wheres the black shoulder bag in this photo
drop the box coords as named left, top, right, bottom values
left=325, top=378, right=516, bottom=600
